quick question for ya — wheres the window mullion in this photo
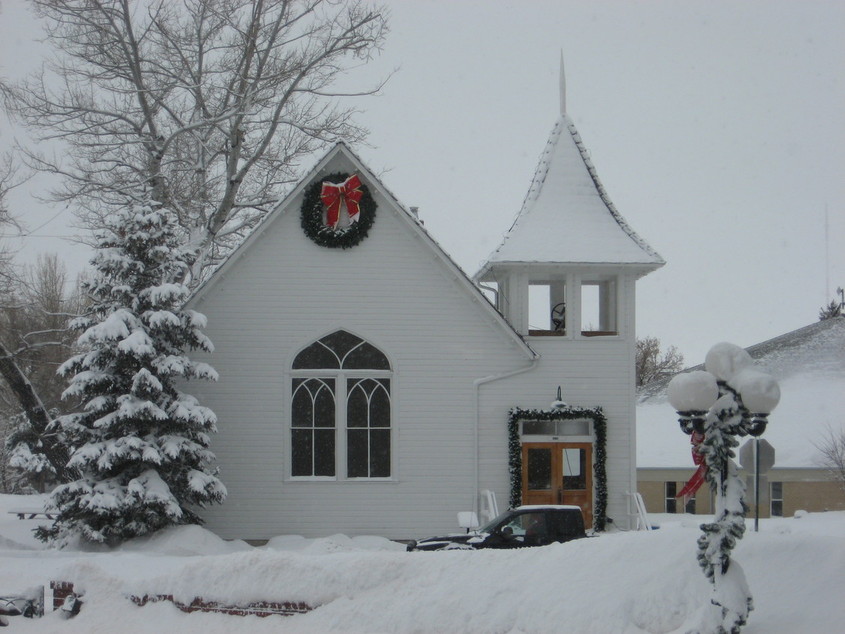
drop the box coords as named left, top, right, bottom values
left=338, top=371, right=347, bottom=480
left=366, top=389, right=373, bottom=478
left=310, top=388, right=318, bottom=477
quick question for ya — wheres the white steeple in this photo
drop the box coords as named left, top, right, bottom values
left=474, top=60, right=664, bottom=338
left=476, top=65, right=663, bottom=278
left=559, top=50, right=566, bottom=115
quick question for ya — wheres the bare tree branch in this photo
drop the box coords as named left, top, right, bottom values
left=812, top=425, right=845, bottom=494
left=636, top=336, right=685, bottom=387
left=2, top=0, right=389, bottom=284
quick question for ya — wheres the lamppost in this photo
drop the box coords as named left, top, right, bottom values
left=667, top=343, right=780, bottom=634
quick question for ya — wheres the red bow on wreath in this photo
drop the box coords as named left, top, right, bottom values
left=677, top=430, right=707, bottom=503
left=321, top=174, right=363, bottom=229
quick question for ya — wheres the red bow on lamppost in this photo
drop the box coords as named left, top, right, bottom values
left=677, top=430, right=706, bottom=503
left=321, top=174, right=363, bottom=228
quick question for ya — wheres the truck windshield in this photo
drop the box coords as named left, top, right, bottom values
left=478, top=510, right=517, bottom=534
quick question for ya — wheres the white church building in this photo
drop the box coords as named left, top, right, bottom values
left=186, top=77, right=664, bottom=541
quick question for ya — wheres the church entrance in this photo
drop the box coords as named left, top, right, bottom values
left=521, top=442, right=593, bottom=527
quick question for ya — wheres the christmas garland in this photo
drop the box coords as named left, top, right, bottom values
left=300, top=172, right=377, bottom=249
left=507, top=405, right=608, bottom=532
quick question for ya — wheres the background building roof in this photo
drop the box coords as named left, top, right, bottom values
left=637, top=316, right=845, bottom=468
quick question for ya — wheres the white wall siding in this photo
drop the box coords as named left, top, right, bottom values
left=475, top=336, right=638, bottom=530
left=190, top=160, right=532, bottom=540
left=188, top=148, right=642, bottom=539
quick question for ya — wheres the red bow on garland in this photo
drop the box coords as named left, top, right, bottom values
left=677, top=431, right=706, bottom=502
left=321, top=174, right=363, bottom=229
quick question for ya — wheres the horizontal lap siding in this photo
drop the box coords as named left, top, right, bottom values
left=191, top=178, right=530, bottom=540
left=476, top=337, right=637, bottom=528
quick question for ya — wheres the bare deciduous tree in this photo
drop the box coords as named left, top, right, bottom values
left=1, top=254, right=85, bottom=491
left=636, top=336, right=684, bottom=387
left=1, top=0, right=389, bottom=285
left=1, top=158, right=85, bottom=490
left=813, top=425, right=845, bottom=495
left=0, top=155, right=24, bottom=289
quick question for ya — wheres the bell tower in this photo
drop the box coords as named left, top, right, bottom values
left=474, top=55, right=663, bottom=341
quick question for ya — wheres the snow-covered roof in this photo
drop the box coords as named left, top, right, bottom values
left=638, top=316, right=845, bottom=468
left=476, top=114, right=664, bottom=279
left=639, top=317, right=845, bottom=402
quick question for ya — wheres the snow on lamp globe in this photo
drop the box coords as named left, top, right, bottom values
left=729, top=367, right=781, bottom=437
left=667, top=370, right=718, bottom=434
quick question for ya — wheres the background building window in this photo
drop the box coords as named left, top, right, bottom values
left=771, top=481, right=784, bottom=517
left=665, top=481, right=677, bottom=513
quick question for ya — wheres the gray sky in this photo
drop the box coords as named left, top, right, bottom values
left=2, top=0, right=844, bottom=364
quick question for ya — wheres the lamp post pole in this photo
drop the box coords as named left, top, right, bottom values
left=668, top=343, right=780, bottom=634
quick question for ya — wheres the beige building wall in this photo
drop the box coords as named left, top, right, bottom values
left=638, top=468, right=844, bottom=518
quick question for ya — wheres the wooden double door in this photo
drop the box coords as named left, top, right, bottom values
left=522, top=442, right=593, bottom=527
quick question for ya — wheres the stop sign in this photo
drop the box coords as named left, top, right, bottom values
left=740, top=438, right=776, bottom=473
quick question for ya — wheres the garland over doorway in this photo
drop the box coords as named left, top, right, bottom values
left=508, top=405, right=608, bottom=531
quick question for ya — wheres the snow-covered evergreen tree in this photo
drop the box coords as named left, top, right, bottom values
left=5, top=409, right=69, bottom=493
left=38, top=198, right=226, bottom=545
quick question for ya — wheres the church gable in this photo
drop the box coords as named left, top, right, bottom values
left=190, top=143, right=533, bottom=359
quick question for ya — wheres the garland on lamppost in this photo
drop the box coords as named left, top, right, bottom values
left=507, top=404, right=607, bottom=532
left=300, top=172, right=377, bottom=249
left=668, top=343, right=780, bottom=634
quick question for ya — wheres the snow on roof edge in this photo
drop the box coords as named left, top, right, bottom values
left=476, top=114, right=664, bottom=279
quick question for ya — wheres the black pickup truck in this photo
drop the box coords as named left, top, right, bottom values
left=406, top=505, right=587, bottom=552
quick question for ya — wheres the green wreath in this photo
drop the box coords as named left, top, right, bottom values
left=300, top=172, right=377, bottom=249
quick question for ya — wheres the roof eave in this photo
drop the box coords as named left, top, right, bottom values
left=475, top=259, right=664, bottom=282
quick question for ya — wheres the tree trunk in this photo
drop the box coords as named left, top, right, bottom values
left=0, top=341, right=73, bottom=483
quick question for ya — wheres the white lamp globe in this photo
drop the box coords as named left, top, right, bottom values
left=730, top=368, right=781, bottom=414
left=668, top=370, right=719, bottom=412
left=704, top=342, right=753, bottom=381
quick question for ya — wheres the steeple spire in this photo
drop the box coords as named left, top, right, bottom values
left=559, top=50, right=567, bottom=115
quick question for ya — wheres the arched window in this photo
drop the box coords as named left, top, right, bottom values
left=291, top=331, right=391, bottom=479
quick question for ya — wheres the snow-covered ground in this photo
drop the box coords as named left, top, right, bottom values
left=1, top=494, right=843, bottom=633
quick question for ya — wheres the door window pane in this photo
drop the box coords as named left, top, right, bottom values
left=527, top=448, right=552, bottom=490
left=522, top=421, right=556, bottom=435
left=562, top=448, right=586, bottom=490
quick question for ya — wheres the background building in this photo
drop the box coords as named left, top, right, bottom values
left=637, top=316, right=845, bottom=518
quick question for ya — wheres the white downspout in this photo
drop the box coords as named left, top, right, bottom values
left=472, top=356, right=539, bottom=516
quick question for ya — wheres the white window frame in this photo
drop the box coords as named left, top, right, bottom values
left=288, top=333, right=394, bottom=482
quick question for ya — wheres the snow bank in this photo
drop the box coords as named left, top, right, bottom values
left=1, top=494, right=844, bottom=633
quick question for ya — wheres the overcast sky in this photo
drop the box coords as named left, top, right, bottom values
left=2, top=0, right=843, bottom=365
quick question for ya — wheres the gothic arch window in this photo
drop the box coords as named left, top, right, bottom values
left=291, top=331, right=392, bottom=479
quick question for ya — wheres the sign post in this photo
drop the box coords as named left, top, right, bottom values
left=740, top=438, right=776, bottom=531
